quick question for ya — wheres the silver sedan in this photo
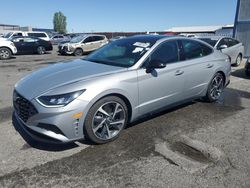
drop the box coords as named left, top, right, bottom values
left=13, top=35, right=231, bottom=144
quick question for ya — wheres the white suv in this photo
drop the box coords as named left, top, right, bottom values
left=0, top=40, right=17, bottom=60
left=0, top=31, right=50, bottom=41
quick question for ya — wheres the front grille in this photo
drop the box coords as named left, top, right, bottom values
left=13, top=91, right=38, bottom=122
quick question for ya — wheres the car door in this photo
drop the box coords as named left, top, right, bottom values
left=179, top=39, right=215, bottom=98
left=82, top=36, right=95, bottom=52
left=12, top=37, right=26, bottom=54
left=218, top=38, right=235, bottom=60
left=137, top=40, right=186, bottom=115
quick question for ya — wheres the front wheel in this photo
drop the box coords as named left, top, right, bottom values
left=84, top=96, right=128, bottom=144
left=205, top=72, right=225, bottom=102
left=0, top=47, right=12, bottom=60
left=234, top=54, right=242, bottom=67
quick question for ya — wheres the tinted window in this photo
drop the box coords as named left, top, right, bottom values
left=218, top=38, right=229, bottom=47
left=13, top=33, right=23, bottom=37
left=150, top=41, right=179, bottom=64
left=182, top=40, right=212, bottom=60
left=228, top=38, right=239, bottom=47
left=84, top=37, right=93, bottom=43
left=86, top=38, right=156, bottom=67
left=27, top=33, right=47, bottom=37
left=23, top=37, right=38, bottom=42
left=92, top=36, right=104, bottom=42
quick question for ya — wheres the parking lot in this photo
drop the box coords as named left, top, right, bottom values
left=0, top=48, right=250, bottom=187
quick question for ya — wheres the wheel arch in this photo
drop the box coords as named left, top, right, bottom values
left=0, top=46, right=14, bottom=55
left=85, top=88, right=135, bottom=123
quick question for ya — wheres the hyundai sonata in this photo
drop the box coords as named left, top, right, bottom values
left=13, top=35, right=231, bottom=144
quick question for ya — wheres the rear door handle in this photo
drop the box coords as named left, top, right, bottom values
left=175, top=70, right=184, bottom=76
left=207, top=64, right=214, bottom=68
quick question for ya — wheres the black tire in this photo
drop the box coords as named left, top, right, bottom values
left=37, top=46, right=46, bottom=55
left=233, top=54, right=242, bottom=67
left=205, top=72, right=225, bottom=102
left=246, top=70, right=250, bottom=76
left=0, top=47, right=12, bottom=60
left=84, top=96, right=128, bottom=144
left=74, top=48, right=84, bottom=56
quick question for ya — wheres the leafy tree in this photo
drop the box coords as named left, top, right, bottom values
left=53, top=11, right=67, bottom=34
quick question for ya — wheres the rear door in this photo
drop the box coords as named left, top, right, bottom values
left=179, top=39, right=215, bottom=98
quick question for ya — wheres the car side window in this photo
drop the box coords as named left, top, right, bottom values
left=228, top=38, right=239, bottom=47
left=84, top=37, right=93, bottom=43
left=182, top=40, right=212, bottom=60
left=150, top=40, right=179, bottom=64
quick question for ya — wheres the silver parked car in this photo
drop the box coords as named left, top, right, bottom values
left=198, top=36, right=244, bottom=66
left=58, top=34, right=108, bottom=56
left=13, top=35, right=231, bottom=144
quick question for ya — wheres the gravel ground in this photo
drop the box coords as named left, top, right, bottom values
left=0, top=49, right=249, bottom=188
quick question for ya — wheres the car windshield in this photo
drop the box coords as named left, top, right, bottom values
left=4, top=32, right=13, bottom=38
left=199, top=38, right=218, bottom=47
left=85, top=37, right=157, bottom=67
left=70, top=35, right=85, bottom=43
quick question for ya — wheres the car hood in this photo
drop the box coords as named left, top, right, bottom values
left=15, top=59, right=126, bottom=100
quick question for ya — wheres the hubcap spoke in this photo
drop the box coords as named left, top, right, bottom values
left=98, top=107, right=110, bottom=117
left=93, top=119, right=106, bottom=133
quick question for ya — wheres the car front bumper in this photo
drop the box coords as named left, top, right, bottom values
left=13, top=91, right=91, bottom=143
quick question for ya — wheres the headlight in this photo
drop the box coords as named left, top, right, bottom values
left=37, top=90, right=85, bottom=107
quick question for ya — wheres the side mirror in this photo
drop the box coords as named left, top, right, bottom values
left=146, top=60, right=166, bottom=73
left=218, top=44, right=228, bottom=50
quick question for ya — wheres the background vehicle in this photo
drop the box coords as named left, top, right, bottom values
left=13, top=35, right=231, bottom=144
left=0, top=40, right=17, bottom=59
left=58, top=34, right=108, bottom=56
left=50, top=34, right=70, bottom=45
left=245, top=57, right=250, bottom=76
left=11, top=36, right=53, bottom=55
left=198, top=36, right=244, bottom=66
left=0, top=31, right=50, bottom=41
left=109, top=36, right=126, bottom=42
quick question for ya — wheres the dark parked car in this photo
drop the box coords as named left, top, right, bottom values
left=11, top=36, right=53, bottom=55
left=245, top=57, right=250, bottom=76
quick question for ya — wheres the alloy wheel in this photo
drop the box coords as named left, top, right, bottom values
left=209, top=74, right=224, bottom=100
left=92, top=101, right=126, bottom=140
left=0, top=49, right=10, bottom=59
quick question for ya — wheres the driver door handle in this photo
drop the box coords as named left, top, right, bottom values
left=175, top=70, right=184, bottom=76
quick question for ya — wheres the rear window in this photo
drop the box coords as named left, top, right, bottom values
left=182, top=40, right=213, bottom=60
left=27, top=33, right=47, bottom=37
left=92, top=36, right=105, bottom=42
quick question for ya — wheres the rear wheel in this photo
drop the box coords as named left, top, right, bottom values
left=205, top=72, right=225, bottom=102
left=234, top=54, right=242, bottom=67
left=84, top=96, right=128, bottom=144
left=74, top=48, right=84, bottom=56
left=37, top=46, right=46, bottom=55
left=0, top=47, right=12, bottom=60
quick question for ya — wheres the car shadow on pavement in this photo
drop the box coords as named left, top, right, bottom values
left=231, top=68, right=250, bottom=79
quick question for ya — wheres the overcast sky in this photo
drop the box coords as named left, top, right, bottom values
left=0, top=0, right=237, bottom=32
